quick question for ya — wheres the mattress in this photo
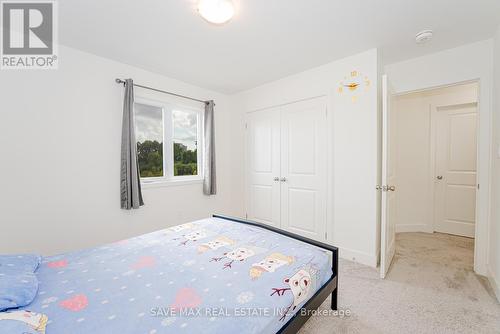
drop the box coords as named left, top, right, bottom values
left=17, top=217, right=333, bottom=334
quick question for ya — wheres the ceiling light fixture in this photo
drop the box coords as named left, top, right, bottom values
left=198, top=0, right=235, bottom=25
left=415, top=30, right=433, bottom=44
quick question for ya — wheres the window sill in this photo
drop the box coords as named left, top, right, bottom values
left=141, top=178, right=203, bottom=189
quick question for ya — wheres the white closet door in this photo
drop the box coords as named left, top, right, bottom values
left=246, top=107, right=281, bottom=227
left=280, top=97, right=327, bottom=241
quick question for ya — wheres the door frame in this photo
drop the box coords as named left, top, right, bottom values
left=393, top=79, right=483, bottom=274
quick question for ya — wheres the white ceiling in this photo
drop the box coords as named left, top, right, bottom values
left=60, top=0, right=500, bottom=93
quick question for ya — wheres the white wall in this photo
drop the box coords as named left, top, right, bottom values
left=236, top=49, right=380, bottom=267
left=489, top=25, right=500, bottom=299
left=392, top=92, right=430, bottom=233
left=385, top=40, right=493, bottom=276
left=0, top=46, right=243, bottom=256
left=392, top=83, right=478, bottom=233
left=2, top=37, right=497, bottom=281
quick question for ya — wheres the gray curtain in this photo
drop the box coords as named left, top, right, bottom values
left=120, top=79, right=144, bottom=209
left=203, top=100, right=217, bottom=195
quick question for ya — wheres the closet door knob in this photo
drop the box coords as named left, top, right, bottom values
left=273, top=177, right=280, bottom=182
left=280, top=177, right=287, bottom=182
left=437, top=175, right=443, bottom=180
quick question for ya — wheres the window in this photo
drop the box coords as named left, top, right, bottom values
left=134, top=98, right=203, bottom=184
left=172, top=109, right=199, bottom=177
left=135, top=103, right=164, bottom=178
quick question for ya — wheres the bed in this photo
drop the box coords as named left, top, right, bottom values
left=0, top=215, right=338, bottom=334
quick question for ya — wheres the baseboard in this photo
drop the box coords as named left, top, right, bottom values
left=395, top=224, right=433, bottom=233
left=434, top=220, right=475, bottom=238
left=487, top=268, right=500, bottom=302
left=338, top=246, right=378, bottom=268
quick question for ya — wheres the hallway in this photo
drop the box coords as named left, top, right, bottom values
left=300, top=232, right=500, bottom=334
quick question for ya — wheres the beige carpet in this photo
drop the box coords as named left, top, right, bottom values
left=299, top=232, right=500, bottom=334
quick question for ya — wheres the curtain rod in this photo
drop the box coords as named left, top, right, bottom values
left=115, top=78, right=210, bottom=105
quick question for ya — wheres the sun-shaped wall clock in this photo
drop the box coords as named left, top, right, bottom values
left=338, top=70, right=371, bottom=102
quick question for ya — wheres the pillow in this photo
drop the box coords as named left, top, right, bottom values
left=0, top=254, right=41, bottom=273
left=0, top=271, right=39, bottom=311
left=0, top=310, right=48, bottom=334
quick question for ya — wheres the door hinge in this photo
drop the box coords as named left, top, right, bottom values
left=245, top=213, right=248, bottom=219
left=325, top=231, right=328, bottom=240
left=477, top=184, right=480, bottom=190
left=245, top=123, right=248, bottom=129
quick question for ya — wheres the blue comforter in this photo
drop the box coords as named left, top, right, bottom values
left=0, top=254, right=41, bottom=311
left=12, top=217, right=332, bottom=333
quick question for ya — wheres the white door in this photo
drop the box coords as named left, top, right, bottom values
left=380, top=75, right=397, bottom=279
left=246, top=108, right=281, bottom=227
left=434, top=104, right=477, bottom=237
left=280, top=98, right=328, bottom=242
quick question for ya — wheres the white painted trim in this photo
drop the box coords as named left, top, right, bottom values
left=429, top=103, right=437, bottom=232
left=141, top=179, right=203, bottom=189
left=395, top=224, right=433, bottom=233
left=338, top=246, right=378, bottom=268
left=327, top=97, right=334, bottom=247
left=134, top=96, right=204, bottom=183
left=244, top=114, right=249, bottom=219
left=245, top=95, right=327, bottom=113
left=487, top=268, right=500, bottom=302
left=392, top=79, right=480, bottom=97
left=434, top=220, right=476, bottom=238
left=474, top=78, right=492, bottom=276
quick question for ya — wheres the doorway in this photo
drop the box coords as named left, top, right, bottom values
left=380, top=80, right=479, bottom=277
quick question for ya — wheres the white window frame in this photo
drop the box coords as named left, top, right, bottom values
left=135, top=97, right=204, bottom=188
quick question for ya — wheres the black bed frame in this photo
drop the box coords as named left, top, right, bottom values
left=213, top=215, right=339, bottom=334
